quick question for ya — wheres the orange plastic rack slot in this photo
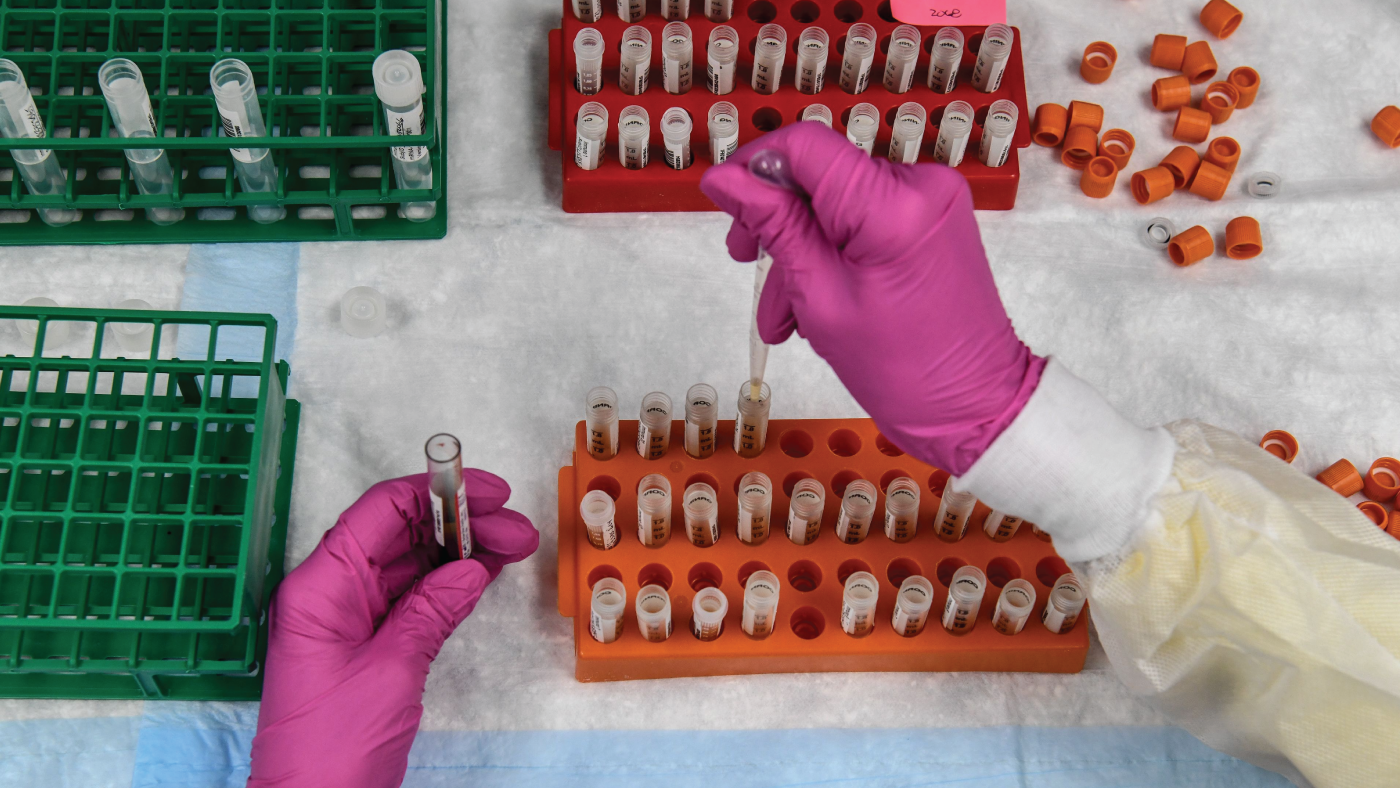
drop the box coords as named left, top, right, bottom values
left=557, top=418, right=1090, bottom=682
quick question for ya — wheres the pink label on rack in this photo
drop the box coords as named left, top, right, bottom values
left=891, top=0, right=1006, bottom=25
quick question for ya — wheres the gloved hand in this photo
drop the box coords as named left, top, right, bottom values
left=247, top=470, right=539, bottom=788
left=701, top=122, right=1045, bottom=474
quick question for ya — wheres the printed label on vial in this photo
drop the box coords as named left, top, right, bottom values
left=892, top=586, right=931, bottom=636
left=575, top=69, right=602, bottom=96
left=663, top=51, right=692, bottom=94
left=751, top=45, right=782, bottom=93
left=590, top=609, right=621, bottom=643
left=835, top=510, right=868, bottom=544
left=885, top=511, right=915, bottom=541
left=691, top=616, right=722, bottom=640
left=935, top=130, right=969, bottom=167
left=839, top=45, right=874, bottom=93
left=664, top=139, right=692, bottom=170
left=706, top=0, right=729, bottom=20
left=929, top=58, right=958, bottom=93
left=635, top=423, right=651, bottom=457
left=972, top=51, right=1008, bottom=93
left=216, top=104, right=257, bottom=164
left=797, top=48, right=825, bottom=94
left=16, top=100, right=52, bottom=161
left=574, top=0, right=602, bottom=21
left=385, top=106, right=428, bottom=162
left=685, top=418, right=715, bottom=457
left=883, top=57, right=915, bottom=94
left=619, top=0, right=644, bottom=21
left=619, top=51, right=649, bottom=94
left=575, top=133, right=602, bottom=170
left=733, top=414, right=764, bottom=455
left=937, top=508, right=968, bottom=540
left=430, top=482, right=471, bottom=560
left=589, top=515, right=619, bottom=550
left=710, top=121, right=738, bottom=164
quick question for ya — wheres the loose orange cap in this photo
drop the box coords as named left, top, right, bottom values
left=1067, top=101, right=1104, bottom=132
left=1061, top=125, right=1098, bottom=170
left=1229, top=67, right=1261, bottom=108
left=1358, top=501, right=1389, bottom=528
left=1160, top=146, right=1202, bottom=189
left=1389, top=511, right=1400, bottom=540
left=1200, top=0, right=1243, bottom=39
left=1363, top=457, right=1400, bottom=502
left=1205, top=137, right=1241, bottom=173
left=1098, top=129, right=1135, bottom=170
left=1182, top=41, right=1218, bottom=84
left=1152, top=75, right=1193, bottom=111
left=1167, top=226, right=1214, bottom=266
left=1204, top=82, right=1240, bottom=124
left=1150, top=34, right=1188, bottom=70
left=1080, top=156, right=1119, bottom=198
left=1317, top=459, right=1364, bottom=497
left=1372, top=106, right=1400, bottom=149
left=1081, top=42, right=1117, bottom=84
left=1130, top=167, right=1176, bottom=205
left=1173, top=107, right=1213, bottom=143
left=1225, top=217, right=1262, bottom=259
left=1259, top=430, right=1299, bottom=463
left=1189, top=160, right=1231, bottom=200
left=1032, top=103, right=1068, bottom=146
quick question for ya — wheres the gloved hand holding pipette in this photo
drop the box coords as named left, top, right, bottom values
left=702, top=122, right=1400, bottom=788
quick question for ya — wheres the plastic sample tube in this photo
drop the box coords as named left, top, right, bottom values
left=882, top=25, right=921, bottom=94
left=574, top=102, right=608, bottom=170
left=585, top=385, right=619, bottom=459
left=992, top=578, right=1036, bottom=635
left=707, top=26, right=739, bottom=95
left=691, top=587, right=728, bottom=640
left=736, top=471, right=774, bottom=544
left=572, top=0, right=602, bottom=23
left=661, top=22, right=693, bottom=94
left=340, top=286, right=387, bottom=338
left=1041, top=573, right=1086, bottom=634
left=426, top=433, right=472, bottom=560
left=786, top=478, right=825, bottom=545
left=933, top=100, right=974, bottom=167
left=742, top=570, right=780, bottom=637
left=891, top=575, right=934, bottom=637
left=1031, top=524, right=1052, bottom=542
left=684, top=482, right=719, bottom=546
left=941, top=565, right=985, bottom=634
left=887, top=102, right=927, bottom=165
left=970, top=24, right=1014, bottom=93
left=883, top=477, right=920, bottom=542
left=635, top=584, right=672, bottom=641
left=618, top=105, right=650, bottom=169
left=802, top=104, right=833, bottom=126
left=573, top=28, right=605, bottom=95
left=580, top=489, right=620, bottom=549
left=840, top=571, right=879, bottom=637
left=684, top=383, right=719, bottom=458
left=835, top=479, right=878, bottom=544
left=927, top=27, right=964, bottom=93
left=209, top=59, right=283, bottom=224
left=705, top=101, right=738, bottom=165
left=111, top=299, right=155, bottom=354
left=751, top=24, right=787, bottom=96
left=617, top=0, right=643, bottom=23
left=635, top=391, right=672, bottom=459
left=733, top=380, right=770, bottom=458
left=15, top=297, right=67, bottom=345
left=0, top=60, right=77, bottom=227
left=636, top=473, right=672, bottom=546
left=619, top=25, right=652, bottom=96
left=706, top=0, right=733, bottom=22
left=660, top=108, right=693, bottom=170
left=983, top=510, right=1024, bottom=542
left=590, top=578, right=626, bottom=643
left=978, top=99, right=1018, bottom=168
left=98, top=59, right=184, bottom=226
left=846, top=102, right=879, bottom=155
left=935, top=484, right=977, bottom=542
left=371, top=51, right=435, bottom=222
left=839, top=23, right=877, bottom=94
left=663, top=0, right=688, bottom=19
left=795, top=27, right=829, bottom=95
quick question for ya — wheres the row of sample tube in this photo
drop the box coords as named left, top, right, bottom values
left=574, top=23, right=1014, bottom=99
left=573, top=0, right=737, bottom=23
left=589, top=567, right=1087, bottom=643
left=0, top=52, right=433, bottom=228
left=587, top=383, right=771, bottom=462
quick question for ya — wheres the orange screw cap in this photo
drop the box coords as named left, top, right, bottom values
left=1189, top=160, right=1231, bottom=201
left=1150, top=34, right=1188, bottom=70
left=1200, top=0, right=1244, bottom=39
left=1131, top=167, right=1177, bottom=205
left=1080, top=156, right=1119, bottom=198
left=1160, top=146, right=1202, bottom=189
left=1317, top=459, right=1364, bottom=497
left=1061, top=125, right=1098, bottom=170
left=1204, top=137, right=1241, bottom=173
left=1259, top=430, right=1298, bottom=463
left=1152, top=75, right=1193, bottom=111
left=1067, top=101, right=1104, bottom=133
left=1225, top=217, right=1262, bottom=259
left=1228, top=67, right=1261, bottom=108
left=1080, top=42, right=1117, bottom=84
left=1173, top=107, right=1213, bottom=143
left=1203, top=82, right=1240, bottom=124
left=1358, top=501, right=1388, bottom=528
left=1032, top=103, right=1068, bottom=147
left=1168, top=226, right=1214, bottom=266
left=1181, top=41, right=1218, bottom=85
left=1372, top=106, right=1400, bottom=149
left=1098, top=129, right=1135, bottom=170
left=1363, top=457, right=1400, bottom=503
left=1389, top=511, right=1400, bottom=540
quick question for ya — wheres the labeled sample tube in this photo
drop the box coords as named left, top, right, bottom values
left=663, top=0, right=688, bottom=19
left=846, top=102, right=879, bottom=155
left=933, top=100, right=974, bottom=167
left=978, top=99, right=1018, bottom=168
left=684, top=482, right=719, bottom=546
left=802, top=104, right=833, bottom=126
left=1041, top=573, right=1086, bottom=634
left=210, top=59, right=283, bottom=224
left=736, top=471, right=773, bottom=544
left=840, top=571, right=879, bottom=637
left=619, top=25, right=652, bottom=95
left=934, top=483, right=977, bottom=541
left=585, top=385, right=619, bottom=458
left=983, top=510, right=1023, bottom=541
left=891, top=575, right=935, bottom=637
left=887, top=101, right=927, bottom=165
left=426, top=433, right=471, bottom=560
left=733, top=380, right=770, bottom=458
left=661, top=22, right=693, bottom=94
left=706, top=0, right=733, bottom=22
left=971, top=24, right=1014, bottom=93
left=882, top=25, right=921, bottom=94
left=636, top=474, right=672, bottom=546
left=580, top=489, right=619, bottom=549
left=708, top=101, right=739, bottom=164
left=98, top=59, right=184, bottom=226
left=742, top=570, right=780, bottom=637
left=0, top=60, right=77, bottom=227
left=751, top=24, right=787, bottom=96
left=992, top=578, right=1036, bottom=635
left=883, top=477, right=920, bottom=542
left=618, top=105, right=650, bottom=169
left=785, top=478, right=825, bottom=545
left=635, top=390, right=673, bottom=459
left=575, top=102, right=608, bottom=170
left=941, top=565, right=986, bottom=634
left=795, top=27, right=829, bottom=95
left=684, top=383, right=719, bottom=458
left=927, top=27, right=965, bottom=93
left=661, top=107, right=693, bottom=170
left=835, top=479, right=877, bottom=544
left=617, top=0, right=644, bottom=23
left=590, top=578, right=626, bottom=643
left=635, top=584, right=672, bottom=642
left=372, top=51, right=435, bottom=222
left=572, top=0, right=602, bottom=23
left=707, top=26, right=739, bottom=95
left=1032, top=524, right=1052, bottom=542
left=839, top=23, right=877, bottom=94
left=573, top=28, right=605, bottom=95
left=691, top=587, right=728, bottom=640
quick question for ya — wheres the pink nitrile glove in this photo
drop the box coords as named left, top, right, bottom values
left=700, top=122, right=1045, bottom=475
left=247, top=470, right=539, bottom=788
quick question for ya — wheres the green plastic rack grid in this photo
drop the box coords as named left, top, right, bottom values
left=0, top=304, right=299, bottom=699
left=0, top=0, right=446, bottom=245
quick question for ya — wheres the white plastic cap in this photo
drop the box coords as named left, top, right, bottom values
left=372, top=50, right=425, bottom=107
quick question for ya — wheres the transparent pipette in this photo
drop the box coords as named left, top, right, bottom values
left=744, top=149, right=800, bottom=402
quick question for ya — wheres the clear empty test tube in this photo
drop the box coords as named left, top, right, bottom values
left=635, top=584, right=672, bottom=642
left=982, top=510, right=1024, bottom=542
left=978, top=99, right=1018, bottom=168
left=708, top=101, right=739, bottom=164
left=707, top=26, right=739, bottom=95
left=933, top=100, right=974, bottom=167
left=835, top=479, right=877, bottom=544
left=16, top=297, right=66, bottom=346
left=802, top=104, right=833, bottom=126
left=742, top=570, right=780, bottom=637
left=839, top=23, right=877, bottom=94
left=0, top=59, right=77, bottom=227
left=572, top=0, right=603, bottom=23
left=684, top=482, right=719, bottom=547
left=882, top=25, right=921, bottom=94
left=619, top=25, right=652, bottom=96
left=585, top=386, right=620, bottom=459
left=617, top=0, right=644, bottom=23
left=661, top=108, right=693, bottom=170
left=618, top=105, right=650, bottom=169
left=883, top=477, right=920, bottom=542
left=941, top=565, right=986, bottom=635
left=580, top=489, right=620, bottom=550
left=733, top=380, right=771, bottom=458
left=691, top=587, right=728, bottom=640
left=635, top=391, right=673, bottom=459
left=887, top=101, right=927, bottom=164
left=662, top=22, right=693, bottom=94
left=935, top=482, right=977, bottom=542
left=573, top=28, right=605, bottom=95
left=663, top=0, right=688, bottom=19
left=705, top=0, right=733, bottom=22
left=684, top=383, right=719, bottom=458
left=840, top=571, right=879, bottom=637
left=372, top=50, right=435, bottom=222
left=425, top=433, right=471, bottom=560
left=98, top=59, right=184, bottom=226
left=736, top=471, right=773, bottom=544
left=574, top=102, right=608, bottom=171
left=992, top=578, right=1036, bottom=635
left=891, top=575, right=935, bottom=637
left=111, top=299, right=156, bottom=354
left=785, top=478, right=825, bottom=546
left=209, top=59, right=283, bottom=224
left=637, top=474, right=672, bottom=546
left=751, top=24, right=787, bottom=96
left=795, top=27, right=829, bottom=95
left=846, top=102, right=879, bottom=156
left=590, top=578, right=626, bottom=643
left=971, top=24, right=1014, bottom=93
left=1041, top=573, right=1086, bottom=634
left=927, top=27, right=965, bottom=93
